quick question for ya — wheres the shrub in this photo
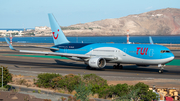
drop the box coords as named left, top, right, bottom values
left=83, top=74, right=107, bottom=86
left=75, top=81, right=92, bottom=101
left=133, top=82, right=159, bottom=100
left=113, top=83, right=130, bottom=97
left=113, top=88, right=140, bottom=101
left=97, top=85, right=112, bottom=98
left=36, top=73, right=61, bottom=88
left=51, top=75, right=63, bottom=88
left=59, top=74, right=81, bottom=92
left=34, top=73, right=159, bottom=100
left=35, top=73, right=81, bottom=92
left=83, top=74, right=108, bottom=95
left=0, top=66, right=12, bottom=87
left=99, top=84, right=130, bottom=99
left=113, top=83, right=159, bottom=101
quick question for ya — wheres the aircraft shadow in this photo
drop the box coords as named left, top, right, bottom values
left=54, top=59, right=86, bottom=67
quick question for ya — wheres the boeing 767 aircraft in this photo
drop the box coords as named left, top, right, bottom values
left=5, top=13, right=174, bottom=73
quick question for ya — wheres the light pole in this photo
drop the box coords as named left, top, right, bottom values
left=0, top=67, right=3, bottom=88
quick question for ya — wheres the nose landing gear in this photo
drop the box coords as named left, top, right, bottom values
left=158, top=64, right=165, bottom=73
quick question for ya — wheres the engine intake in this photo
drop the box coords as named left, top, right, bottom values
left=88, top=57, right=106, bottom=68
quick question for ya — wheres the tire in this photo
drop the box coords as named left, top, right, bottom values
left=113, top=65, right=117, bottom=69
left=120, top=65, right=123, bottom=69
left=158, top=70, right=163, bottom=74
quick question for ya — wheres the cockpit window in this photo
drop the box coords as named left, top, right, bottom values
left=160, top=50, right=170, bottom=53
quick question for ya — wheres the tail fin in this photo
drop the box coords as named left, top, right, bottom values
left=4, top=37, right=15, bottom=50
left=48, top=13, right=69, bottom=45
left=149, top=36, right=154, bottom=44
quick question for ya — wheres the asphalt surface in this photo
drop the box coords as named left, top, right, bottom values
left=0, top=46, right=180, bottom=80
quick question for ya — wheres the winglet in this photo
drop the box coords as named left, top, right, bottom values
left=149, top=36, right=154, bottom=44
left=4, top=37, right=16, bottom=50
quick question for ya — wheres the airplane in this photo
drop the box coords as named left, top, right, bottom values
left=5, top=13, right=174, bottom=73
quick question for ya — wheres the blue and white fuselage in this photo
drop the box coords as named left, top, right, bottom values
left=51, top=43, right=174, bottom=65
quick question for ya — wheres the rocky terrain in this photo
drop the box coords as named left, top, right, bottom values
left=35, top=8, right=180, bottom=36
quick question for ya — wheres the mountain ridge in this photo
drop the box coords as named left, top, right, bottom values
left=62, top=8, right=180, bottom=36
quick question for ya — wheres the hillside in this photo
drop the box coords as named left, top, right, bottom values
left=62, top=8, right=180, bottom=36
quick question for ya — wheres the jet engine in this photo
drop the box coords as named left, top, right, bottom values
left=88, top=57, right=106, bottom=68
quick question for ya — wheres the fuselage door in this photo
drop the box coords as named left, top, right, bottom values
left=149, top=49, right=154, bottom=57
left=64, top=46, right=68, bottom=53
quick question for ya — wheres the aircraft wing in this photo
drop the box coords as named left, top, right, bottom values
left=19, top=50, right=118, bottom=60
left=4, top=37, right=117, bottom=60
left=19, top=50, right=90, bottom=58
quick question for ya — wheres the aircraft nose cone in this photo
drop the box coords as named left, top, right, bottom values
left=167, top=53, right=174, bottom=62
left=170, top=56, right=174, bottom=61
left=171, top=54, right=174, bottom=60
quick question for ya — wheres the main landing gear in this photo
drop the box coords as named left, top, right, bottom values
left=113, top=63, right=123, bottom=69
left=158, top=64, right=165, bottom=74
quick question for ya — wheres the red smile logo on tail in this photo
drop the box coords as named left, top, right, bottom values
left=52, top=29, right=59, bottom=39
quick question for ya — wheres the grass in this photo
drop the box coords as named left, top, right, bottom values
left=166, top=59, right=180, bottom=66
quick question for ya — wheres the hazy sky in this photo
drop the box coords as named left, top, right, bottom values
left=0, top=0, right=179, bottom=28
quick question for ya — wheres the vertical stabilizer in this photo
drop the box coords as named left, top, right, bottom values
left=48, top=13, right=69, bottom=45
left=149, top=36, right=154, bottom=44
left=4, top=37, right=15, bottom=50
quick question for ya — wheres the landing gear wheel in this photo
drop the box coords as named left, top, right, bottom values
left=158, top=64, right=165, bottom=74
left=113, top=65, right=117, bottom=69
left=158, top=69, right=163, bottom=74
left=119, top=65, right=123, bottom=69
left=113, top=64, right=123, bottom=69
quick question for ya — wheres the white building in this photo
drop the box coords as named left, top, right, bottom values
left=35, top=26, right=50, bottom=30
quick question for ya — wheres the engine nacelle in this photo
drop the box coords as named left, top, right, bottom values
left=88, top=57, right=106, bottom=68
